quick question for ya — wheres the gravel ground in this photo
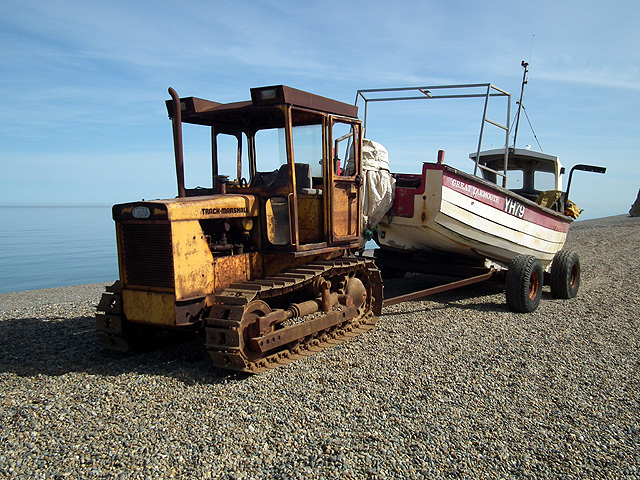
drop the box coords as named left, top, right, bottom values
left=1, top=215, right=639, bottom=479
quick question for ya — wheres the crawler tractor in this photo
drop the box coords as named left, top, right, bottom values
left=97, top=85, right=383, bottom=372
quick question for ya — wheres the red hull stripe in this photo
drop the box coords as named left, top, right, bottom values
left=442, top=170, right=570, bottom=232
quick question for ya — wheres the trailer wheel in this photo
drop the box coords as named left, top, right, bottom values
left=550, top=250, right=580, bottom=299
left=505, top=255, right=543, bottom=313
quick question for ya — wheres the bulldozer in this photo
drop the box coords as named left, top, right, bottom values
left=97, top=85, right=383, bottom=373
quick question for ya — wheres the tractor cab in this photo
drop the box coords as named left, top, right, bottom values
left=167, top=85, right=362, bottom=253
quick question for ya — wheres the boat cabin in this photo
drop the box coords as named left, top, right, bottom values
left=470, top=147, right=564, bottom=203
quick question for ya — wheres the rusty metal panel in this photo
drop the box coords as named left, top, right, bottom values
left=250, top=85, right=358, bottom=118
left=171, top=220, right=215, bottom=300
left=165, top=195, right=258, bottom=221
left=265, top=197, right=290, bottom=245
left=122, top=289, right=176, bottom=327
left=213, top=253, right=263, bottom=293
left=298, top=195, right=324, bottom=244
left=114, top=196, right=259, bottom=222
left=331, top=184, right=359, bottom=239
left=165, top=96, right=222, bottom=118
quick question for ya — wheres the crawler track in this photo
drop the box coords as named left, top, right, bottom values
left=205, top=258, right=382, bottom=373
left=97, top=258, right=383, bottom=373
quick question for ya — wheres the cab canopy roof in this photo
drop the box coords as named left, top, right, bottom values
left=166, top=85, right=358, bottom=131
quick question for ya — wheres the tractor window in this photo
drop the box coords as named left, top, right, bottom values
left=254, top=128, right=287, bottom=174
left=181, top=126, right=249, bottom=188
left=181, top=123, right=212, bottom=189
left=292, top=124, right=323, bottom=178
left=252, top=124, right=323, bottom=191
left=333, top=121, right=359, bottom=177
left=216, top=132, right=249, bottom=183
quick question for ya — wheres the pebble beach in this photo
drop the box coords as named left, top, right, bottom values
left=1, top=214, right=639, bottom=479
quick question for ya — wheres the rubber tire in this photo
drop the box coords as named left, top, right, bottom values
left=550, top=250, right=580, bottom=299
left=505, top=255, right=543, bottom=313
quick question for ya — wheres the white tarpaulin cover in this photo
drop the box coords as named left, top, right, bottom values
left=360, top=139, right=395, bottom=235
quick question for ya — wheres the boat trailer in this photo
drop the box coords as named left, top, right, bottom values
left=381, top=269, right=496, bottom=308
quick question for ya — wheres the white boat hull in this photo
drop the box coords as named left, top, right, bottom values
left=376, top=164, right=571, bottom=269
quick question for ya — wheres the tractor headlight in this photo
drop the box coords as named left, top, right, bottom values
left=132, top=206, right=151, bottom=219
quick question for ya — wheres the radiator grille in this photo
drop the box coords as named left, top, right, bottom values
left=121, top=222, right=174, bottom=289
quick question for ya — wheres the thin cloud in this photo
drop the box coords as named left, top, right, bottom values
left=535, top=66, right=640, bottom=92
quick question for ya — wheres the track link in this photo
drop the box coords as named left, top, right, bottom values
left=96, top=281, right=130, bottom=351
left=205, top=258, right=383, bottom=373
left=96, top=281, right=174, bottom=352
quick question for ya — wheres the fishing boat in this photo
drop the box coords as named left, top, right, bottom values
left=357, top=63, right=605, bottom=312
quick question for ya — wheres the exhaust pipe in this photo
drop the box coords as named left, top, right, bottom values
left=168, top=87, right=186, bottom=198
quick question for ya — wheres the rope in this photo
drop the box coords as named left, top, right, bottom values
left=521, top=104, right=543, bottom=152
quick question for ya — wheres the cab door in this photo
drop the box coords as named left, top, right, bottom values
left=328, top=118, right=361, bottom=244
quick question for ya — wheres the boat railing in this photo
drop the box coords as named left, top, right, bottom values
left=355, top=83, right=511, bottom=187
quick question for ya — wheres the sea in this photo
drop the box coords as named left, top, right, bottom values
left=0, top=205, right=376, bottom=295
left=0, top=206, right=118, bottom=294
left=0, top=204, right=611, bottom=295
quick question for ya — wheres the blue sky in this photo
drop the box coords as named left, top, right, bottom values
left=1, top=0, right=638, bottom=220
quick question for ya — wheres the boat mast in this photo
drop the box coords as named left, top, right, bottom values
left=512, top=60, right=529, bottom=148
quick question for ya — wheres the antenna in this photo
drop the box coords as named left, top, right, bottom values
left=512, top=60, right=529, bottom=148
left=528, top=34, right=535, bottom=63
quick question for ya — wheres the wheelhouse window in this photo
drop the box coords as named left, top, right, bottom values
left=534, top=170, right=557, bottom=192
left=506, top=169, right=523, bottom=190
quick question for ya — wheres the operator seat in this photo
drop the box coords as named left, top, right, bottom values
left=273, top=163, right=312, bottom=193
